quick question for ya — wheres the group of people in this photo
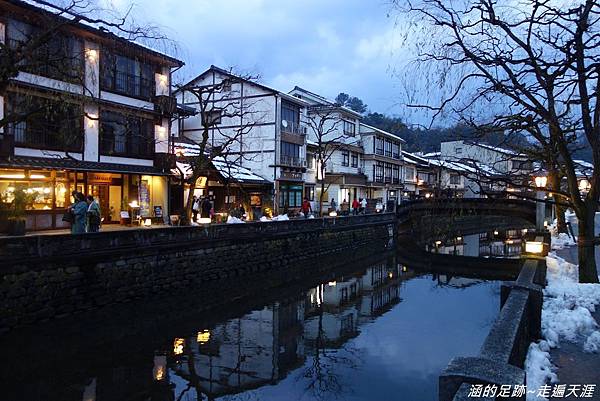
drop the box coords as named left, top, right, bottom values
left=191, top=196, right=214, bottom=222
left=299, top=197, right=369, bottom=218
left=65, top=191, right=101, bottom=234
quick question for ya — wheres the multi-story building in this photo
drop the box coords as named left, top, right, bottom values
left=175, top=66, right=308, bottom=215
left=359, top=123, right=404, bottom=207
left=402, top=151, right=435, bottom=199
left=289, top=86, right=364, bottom=211
left=440, top=140, right=533, bottom=194
left=0, top=0, right=182, bottom=231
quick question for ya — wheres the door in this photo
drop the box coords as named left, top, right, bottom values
left=88, top=184, right=110, bottom=223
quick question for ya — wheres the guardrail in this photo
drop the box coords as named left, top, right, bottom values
left=0, top=212, right=396, bottom=266
left=439, top=256, right=547, bottom=401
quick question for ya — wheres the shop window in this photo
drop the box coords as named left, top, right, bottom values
left=279, top=184, right=303, bottom=208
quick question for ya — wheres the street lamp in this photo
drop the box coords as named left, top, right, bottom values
left=534, top=175, right=547, bottom=231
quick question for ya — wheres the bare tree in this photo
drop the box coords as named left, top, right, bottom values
left=396, top=0, right=600, bottom=283
left=306, top=105, right=354, bottom=216
left=175, top=73, right=266, bottom=225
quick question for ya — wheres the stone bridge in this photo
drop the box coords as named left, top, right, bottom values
left=396, top=198, right=536, bottom=239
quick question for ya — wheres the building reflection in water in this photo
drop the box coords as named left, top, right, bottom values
left=128, top=256, right=413, bottom=401
left=425, top=228, right=528, bottom=258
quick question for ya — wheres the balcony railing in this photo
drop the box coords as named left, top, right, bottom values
left=280, top=155, right=306, bottom=168
left=9, top=123, right=82, bottom=152
left=281, top=121, right=307, bottom=136
left=102, top=71, right=154, bottom=100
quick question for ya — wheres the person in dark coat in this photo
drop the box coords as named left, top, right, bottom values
left=201, top=197, right=212, bottom=219
left=69, top=192, right=87, bottom=234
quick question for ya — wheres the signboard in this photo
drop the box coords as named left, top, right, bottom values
left=153, top=205, right=163, bottom=218
left=139, top=180, right=151, bottom=217
left=88, top=173, right=113, bottom=183
left=280, top=171, right=303, bottom=181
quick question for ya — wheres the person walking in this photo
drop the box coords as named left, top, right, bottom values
left=201, top=197, right=212, bottom=219
left=86, top=195, right=101, bottom=233
left=301, top=197, right=312, bottom=218
left=192, top=196, right=200, bottom=222
left=352, top=198, right=360, bottom=216
left=330, top=197, right=337, bottom=213
left=360, top=197, right=368, bottom=214
left=69, top=192, right=87, bottom=234
left=341, top=199, right=349, bottom=215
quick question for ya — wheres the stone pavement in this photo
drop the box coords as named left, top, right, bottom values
left=549, top=246, right=600, bottom=400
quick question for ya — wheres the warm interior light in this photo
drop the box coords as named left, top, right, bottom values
left=534, top=176, right=548, bottom=188
left=456, top=236, right=462, bottom=241
left=129, top=200, right=139, bottom=208
left=144, top=218, right=152, bottom=226
left=328, top=281, right=336, bottom=287
left=197, top=330, right=210, bottom=344
left=197, top=217, right=212, bottom=224
left=435, top=240, right=442, bottom=246
left=494, top=230, right=499, bottom=235
left=525, top=241, right=544, bottom=254
left=157, top=73, right=168, bottom=85
left=86, top=48, right=98, bottom=61
left=579, top=179, right=591, bottom=192
left=388, top=272, right=393, bottom=279
left=156, top=125, right=167, bottom=139
left=0, top=174, right=25, bottom=179
left=173, top=338, right=184, bottom=355
left=329, top=211, right=338, bottom=217
left=87, top=114, right=98, bottom=128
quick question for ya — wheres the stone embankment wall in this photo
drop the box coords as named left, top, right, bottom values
left=0, top=214, right=395, bottom=332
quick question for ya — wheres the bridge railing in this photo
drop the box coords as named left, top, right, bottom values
left=0, top=212, right=396, bottom=265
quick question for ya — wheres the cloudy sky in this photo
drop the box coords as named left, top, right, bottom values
left=105, top=0, right=416, bottom=122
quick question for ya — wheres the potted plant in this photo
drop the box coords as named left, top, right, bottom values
left=7, top=184, right=31, bottom=236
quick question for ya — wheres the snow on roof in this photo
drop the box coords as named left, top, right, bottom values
left=359, top=123, right=406, bottom=142
left=211, top=157, right=270, bottom=184
left=292, top=86, right=363, bottom=118
left=402, top=151, right=430, bottom=166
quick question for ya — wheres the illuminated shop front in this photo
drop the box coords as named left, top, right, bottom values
left=0, top=161, right=169, bottom=231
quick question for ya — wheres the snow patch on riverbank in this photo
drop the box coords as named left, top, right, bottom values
left=525, top=253, right=600, bottom=400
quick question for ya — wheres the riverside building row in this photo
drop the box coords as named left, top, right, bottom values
left=0, top=0, right=537, bottom=231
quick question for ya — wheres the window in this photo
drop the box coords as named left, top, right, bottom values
left=6, top=93, right=83, bottom=152
left=343, top=120, right=356, bottom=137
left=351, top=152, right=358, bottom=168
left=279, top=184, right=303, bottom=208
left=393, top=165, right=400, bottom=183
left=375, top=137, right=384, bottom=155
left=455, top=147, right=463, bottom=154
left=307, top=153, right=315, bottom=169
left=342, top=150, right=349, bottom=167
left=281, top=101, right=300, bottom=133
left=385, top=140, right=392, bottom=157
left=281, top=141, right=300, bottom=158
left=374, top=162, right=384, bottom=182
left=6, top=19, right=84, bottom=83
left=202, top=110, right=222, bottom=125
left=385, top=163, right=393, bottom=183
left=450, top=174, right=460, bottom=185
left=100, top=110, right=154, bottom=158
left=101, top=51, right=155, bottom=99
left=305, top=186, right=315, bottom=201
left=392, top=142, right=400, bottom=159
left=405, top=167, right=415, bottom=181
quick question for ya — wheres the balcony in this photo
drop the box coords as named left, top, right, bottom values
left=279, top=155, right=306, bottom=168
left=10, top=123, right=83, bottom=152
left=281, top=121, right=306, bottom=136
left=154, top=95, right=177, bottom=117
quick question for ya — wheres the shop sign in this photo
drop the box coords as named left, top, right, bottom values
left=88, top=173, right=113, bottom=183
left=281, top=171, right=303, bottom=180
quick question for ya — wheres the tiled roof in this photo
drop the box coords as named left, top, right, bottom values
left=0, top=156, right=171, bottom=175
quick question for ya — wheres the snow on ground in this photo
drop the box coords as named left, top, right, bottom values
left=226, top=216, right=244, bottom=224
left=271, top=214, right=290, bottom=221
left=525, top=253, right=600, bottom=400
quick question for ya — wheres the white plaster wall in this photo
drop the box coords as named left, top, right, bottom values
left=99, top=155, right=153, bottom=166
left=155, top=117, right=169, bottom=154
left=15, top=72, right=83, bottom=95
left=83, top=103, right=99, bottom=161
left=84, top=40, right=100, bottom=98
left=15, top=147, right=83, bottom=160
left=100, top=91, right=155, bottom=112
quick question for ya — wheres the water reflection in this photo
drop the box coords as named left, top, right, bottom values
left=4, top=254, right=500, bottom=401
left=424, top=228, right=530, bottom=258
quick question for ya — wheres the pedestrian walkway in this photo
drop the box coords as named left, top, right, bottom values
left=550, top=246, right=600, bottom=400
left=0, top=223, right=169, bottom=238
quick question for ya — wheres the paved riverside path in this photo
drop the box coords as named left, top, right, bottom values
left=549, top=246, right=600, bottom=400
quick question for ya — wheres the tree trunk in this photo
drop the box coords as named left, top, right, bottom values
left=181, top=180, right=196, bottom=225
left=577, top=206, right=599, bottom=283
left=548, top=170, right=567, bottom=233
left=319, top=179, right=325, bottom=217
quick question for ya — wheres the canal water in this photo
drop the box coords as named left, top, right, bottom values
left=1, top=227, right=529, bottom=401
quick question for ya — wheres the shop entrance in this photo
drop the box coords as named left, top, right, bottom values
left=88, top=184, right=111, bottom=222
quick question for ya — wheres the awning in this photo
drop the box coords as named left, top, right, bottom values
left=0, top=156, right=171, bottom=176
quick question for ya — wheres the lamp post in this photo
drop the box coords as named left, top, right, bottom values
left=534, top=175, right=548, bottom=231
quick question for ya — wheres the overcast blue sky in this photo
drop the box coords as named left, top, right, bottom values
left=106, top=0, right=416, bottom=122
